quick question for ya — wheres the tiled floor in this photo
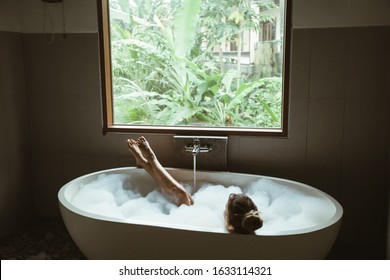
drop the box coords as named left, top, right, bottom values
left=1, top=217, right=385, bottom=260
left=0, top=218, right=85, bottom=260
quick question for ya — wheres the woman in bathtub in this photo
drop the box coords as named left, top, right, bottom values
left=127, top=136, right=263, bottom=234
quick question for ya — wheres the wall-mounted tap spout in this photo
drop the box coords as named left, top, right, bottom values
left=192, top=138, right=201, bottom=155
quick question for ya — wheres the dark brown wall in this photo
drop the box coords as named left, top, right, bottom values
left=0, top=31, right=32, bottom=237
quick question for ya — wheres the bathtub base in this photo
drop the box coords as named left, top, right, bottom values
left=60, top=205, right=341, bottom=260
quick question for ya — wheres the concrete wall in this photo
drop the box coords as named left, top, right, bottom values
left=0, top=0, right=31, bottom=238
left=1, top=0, right=389, bottom=258
left=19, top=0, right=97, bottom=33
left=293, top=0, right=390, bottom=28
left=0, top=0, right=21, bottom=32
left=388, top=135, right=390, bottom=259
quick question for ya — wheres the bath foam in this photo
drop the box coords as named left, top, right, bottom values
left=70, top=174, right=334, bottom=233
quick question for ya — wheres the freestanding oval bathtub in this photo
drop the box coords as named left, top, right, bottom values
left=58, top=167, right=343, bottom=260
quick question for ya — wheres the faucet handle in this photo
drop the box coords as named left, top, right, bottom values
left=198, top=145, right=212, bottom=153
left=184, top=143, right=212, bottom=153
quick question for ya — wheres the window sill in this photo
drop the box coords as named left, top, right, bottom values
left=103, top=124, right=287, bottom=137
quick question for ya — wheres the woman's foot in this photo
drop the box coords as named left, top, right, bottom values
left=127, top=139, right=154, bottom=175
left=136, top=136, right=157, bottom=162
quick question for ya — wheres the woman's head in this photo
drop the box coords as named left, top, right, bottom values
left=224, top=193, right=263, bottom=234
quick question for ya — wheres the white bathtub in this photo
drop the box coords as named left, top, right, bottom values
left=58, top=167, right=343, bottom=259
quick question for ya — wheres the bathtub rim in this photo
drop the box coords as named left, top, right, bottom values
left=58, top=167, right=343, bottom=236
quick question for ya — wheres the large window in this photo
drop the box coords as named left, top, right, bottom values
left=98, top=0, right=291, bottom=136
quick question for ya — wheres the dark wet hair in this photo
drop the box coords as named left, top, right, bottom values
left=225, top=193, right=263, bottom=234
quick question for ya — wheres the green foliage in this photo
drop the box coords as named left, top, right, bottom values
left=173, top=0, right=202, bottom=58
left=110, top=0, right=283, bottom=128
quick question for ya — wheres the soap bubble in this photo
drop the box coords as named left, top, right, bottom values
left=70, top=174, right=334, bottom=233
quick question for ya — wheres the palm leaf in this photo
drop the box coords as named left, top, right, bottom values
left=173, top=0, right=202, bottom=58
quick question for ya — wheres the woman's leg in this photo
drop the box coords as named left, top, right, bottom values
left=127, top=137, right=193, bottom=206
left=137, top=136, right=193, bottom=206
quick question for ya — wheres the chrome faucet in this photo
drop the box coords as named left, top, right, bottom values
left=185, top=137, right=212, bottom=155
left=192, top=138, right=201, bottom=155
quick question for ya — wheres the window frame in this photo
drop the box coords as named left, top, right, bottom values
left=97, top=0, right=292, bottom=137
